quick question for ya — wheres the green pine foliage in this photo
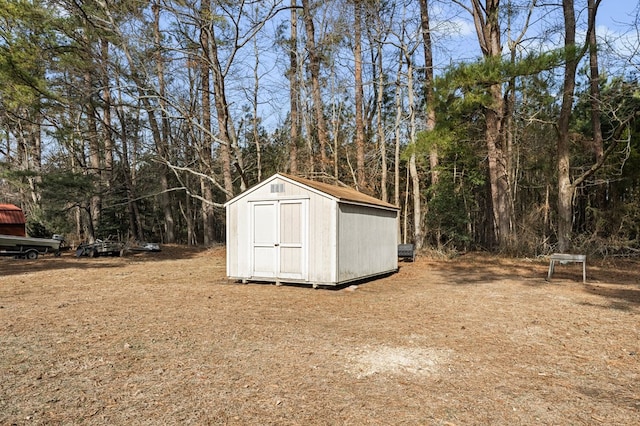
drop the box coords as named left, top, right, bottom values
left=36, top=171, right=96, bottom=234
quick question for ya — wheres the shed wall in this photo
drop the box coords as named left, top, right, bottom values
left=0, top=224, right=26, bottom=237
left=226, top=176, right=337, bottom=284
left=0, top=205, right=26, bottom=237
left=337, top=204, right=398, bottom=283
left=306, top=195, right=336, bottom=284
left=225, top=202, right=240, bottom=277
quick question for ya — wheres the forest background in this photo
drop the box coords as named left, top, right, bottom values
left=1, top=0, right=639, bottom=255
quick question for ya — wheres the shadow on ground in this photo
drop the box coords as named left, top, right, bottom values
left=416, top=252, right=640, bottom=307
left=0, top=244, right=214, bottom=278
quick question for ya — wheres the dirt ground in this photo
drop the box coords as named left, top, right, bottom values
left=1, top=246, right=638, bottom=425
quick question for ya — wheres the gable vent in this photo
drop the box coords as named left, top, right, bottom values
left=270, top=183, right=284, bottom=193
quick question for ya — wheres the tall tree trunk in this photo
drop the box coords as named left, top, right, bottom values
left=303, top=102, right=315, bottom=173
left=301, top=0, right=330, bottom=172
left=376, top=36, right=388, bottom=203
left=419, top=0, right=438, bottom=186
left=331, top=98, right=342, bottom=179
left=180, top=198, right=196, bottom=245
left=289, top=0, right=299, bottom=175
left=98, top=0, right=177, bottom=242
left=419, top=0, right=436, bottom=246
left=252, top=36, right=262, bottom=182
left=353, top=0, right=366, bottom=190
left=152, top=0, right=176, bottom=244
left=116, top=88, right=144, bottom=241
left=202, top=15, right=242, bottom=196
left=394, top=52, right=403, bottom=239
left=152, top=1, right=176, bottom=243
left=406, top=52, right=422, bottom=250
left=588, top=0, right=603, bottom=162
left=200, top=1, right=216, bottom=244
left=18, top=114, right=42, bottom=207
left=557, top=0, right=578, bottom=253
left=136, top=90, right=174, bottom=242
left=504, top=0, right=535, bottom=224
left=100, top=39, right=114, bottom=186
left=85, top=69, right=101, bottom=241
left=470, top=0, right=513, bottom=249
left=32, top=118, right=42, bottom=207
left=557, top=0, right=602, bottom=252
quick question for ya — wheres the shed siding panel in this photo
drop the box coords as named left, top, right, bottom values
left=337, top=204, right=398, bottom=283
left=236, top=198, right=251, bottom=276
left=227, top=197, right=251, bottom=278
left=226, top=203, right=240, bottom=277
left=278, top=200, right=306, bottom=278
left=306, top=194, right=336, bottom=284
left=225, top=204, right=235, bottom=276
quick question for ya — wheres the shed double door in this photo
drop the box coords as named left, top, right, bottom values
left=251, top=199, right=307, bottom=280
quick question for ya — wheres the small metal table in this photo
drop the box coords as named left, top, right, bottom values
left=547, top=253, right=586, bottom=283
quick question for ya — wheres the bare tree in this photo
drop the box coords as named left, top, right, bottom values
left=587, top=0, right=603, bottom=162
left=405, top=46, right=422, bottom=250
left=301, top=0, right=331, bottom=172
left=454, top=0, right=514, bottom=250
left=556, top=0, right=605, bottom=252
left=199, top=0, right=217, bottom=244
left=393, top=51, right=404, bottom=240
left=84, top=62, right=101, bottom=241
left=289, top=0, right=300, bottom=175
left=353, top=0, right=366, bottom=190
left=368, top=2, right=393, bottom=203
left=114, top=82, right=145, bottom=241
left=419, top=0, right=438, bottom=186
left=152, top=1, right=176, bottom=243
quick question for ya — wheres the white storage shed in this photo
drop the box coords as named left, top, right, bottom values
left=225, top=173, right=399, bottom=287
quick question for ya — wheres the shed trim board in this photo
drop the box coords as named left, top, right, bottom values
left=225, top=173, right=399, bottom=286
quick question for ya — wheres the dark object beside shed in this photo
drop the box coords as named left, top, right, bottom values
left=398, top=244, right=415, bottom=262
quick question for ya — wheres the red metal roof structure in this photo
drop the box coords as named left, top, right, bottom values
left=0, top=204, right=26, bottom=236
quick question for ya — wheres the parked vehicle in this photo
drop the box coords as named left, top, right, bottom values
left=0, top=234, right=63, bottom=259
left=75, top=238, right=125, bottom=257
left=74, top=236, right=162, bottom=258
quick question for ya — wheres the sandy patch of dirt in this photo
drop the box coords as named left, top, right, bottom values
left=1, top=247, right=639, bottom=425
left=345, top=346, right=452, bottom=378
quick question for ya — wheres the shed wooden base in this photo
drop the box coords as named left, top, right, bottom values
left=547, top=253, right=586, bottom=283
